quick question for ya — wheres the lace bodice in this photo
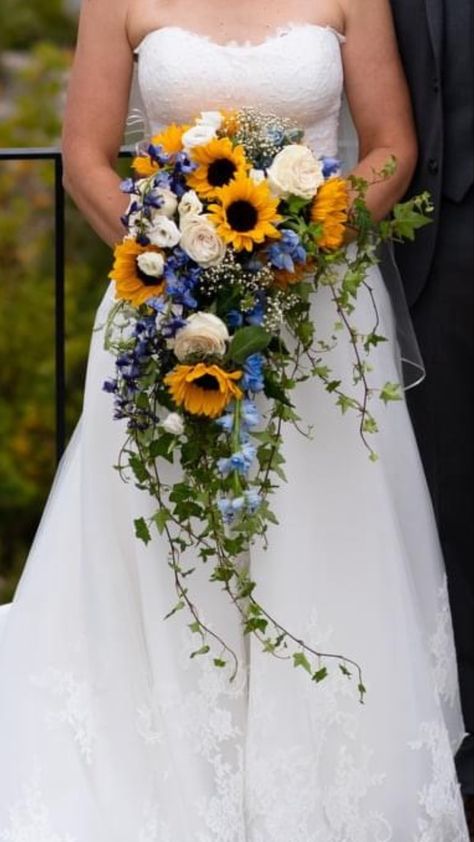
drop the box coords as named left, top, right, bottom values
left=135, top=23, right=346, bottom=155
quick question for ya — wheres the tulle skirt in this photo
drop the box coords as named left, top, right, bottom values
left=0, top=266, right=468, bottom=841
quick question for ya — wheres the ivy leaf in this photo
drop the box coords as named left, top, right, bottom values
left=190, top=645, right=211, bottom=659
left=164, top=600, right=185, bottom=620
left=153, top=508, right=170, bottom=535
left=312, top=666, right=329, bottom=683
left=149, top=432, right=175, bottom=463
left=229, top=326, right=272, bottom=363
left=244, top=617, right=268, bottom=634
left=134, top=517, right=151, bottom=545
left=213, top=658, right=227, bottom=668
left=339, top=664, right=352, bottom=678
left=293, top=652, right=312, bottom=674
left=129, top=456, right=149, bottom=484
left=380, top=382, right=402, bottom=404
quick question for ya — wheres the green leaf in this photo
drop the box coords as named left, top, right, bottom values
left=153, top=508, right=170, bottom=535
left=149, top=432, right=175, bottom=463
left=293, top=652, right=312, bottom=674
left=213, top=658, right=227, bottom=668
left=129, top=456, right=149, bottom=484
left=190, top=645, right=211, bottom=659
left=312, top=666, right=329, bottom=683
left=339, top=664, right=352, bottom=678
left=164, top=600, right=185, bottom=620
left=379, top=382, right=402, bottom=404
left=244, top=617, right=268, bottom=635
left=229, top=326, right=272, bottom=363
left=134, top=517, right=151, bottom=545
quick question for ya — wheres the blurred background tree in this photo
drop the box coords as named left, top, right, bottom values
left=0, top=2, right=118, bottom=602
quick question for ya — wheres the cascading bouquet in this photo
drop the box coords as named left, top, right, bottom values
left=104, top=108, right=431, bottom=698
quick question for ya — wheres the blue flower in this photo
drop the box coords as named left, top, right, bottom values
left=146, top=296, right=166, bottom=313
left=321, top=156, right=341, bottom=178
left=268, top=229, right=307, bottom=273
left=245, top=489, right=262, bottom=513
left=215, top=413, right=234, bottom=433
left=217, top=495, right=245, bottom=524
left=241, top=399, right=260, bottom=428
left=103, top=378, right=118, bottom=393
left=160, top=316, right=187, bottom=339
left=120, top=178, right=137, bottom=194
left=242, top=353, right=265, bottom=393
left=227, top=310, right=243, bottom=329
left=147, top=143, right=170, bottom=166
left=246, top=295, right=266, bottom=327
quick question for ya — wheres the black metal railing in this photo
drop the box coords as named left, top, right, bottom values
left=0, top=146, right=131, bottom=463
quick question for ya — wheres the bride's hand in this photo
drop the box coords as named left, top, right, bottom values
left=340, top=0, right=418, bottom=220
left=61, top=0, right=135, bottom=247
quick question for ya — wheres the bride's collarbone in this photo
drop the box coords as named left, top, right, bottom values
left=126, top=0, right=345, bottom=52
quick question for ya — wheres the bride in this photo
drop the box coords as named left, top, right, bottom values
left=0, top=0, right=469, bottom=839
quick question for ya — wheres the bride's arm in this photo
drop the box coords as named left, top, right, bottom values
left=340, top=0, right=418, bottom=219
left=62, top=0, right=134, bottom=247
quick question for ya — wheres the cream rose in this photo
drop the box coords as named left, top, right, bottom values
left=182, top=124, right=217, bottom=150
left=136, top=251, right=165, bottom=278
left=173, top=312, right=229, bottom=361
left=196, top=111, right=224, bottom=130
left=147, top=216, right=181, bottom=249
left=178, top=190, right=204, bottom=220
left=179, top=217, right=226, bottom=267
left=267, top=144, right=324, bottom=200
left=161, top=412, right=185, bottom=435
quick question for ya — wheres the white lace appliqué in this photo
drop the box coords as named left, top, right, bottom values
left=410, top=720, right=468, bottom=842
left=429, top=576, right=458, bottom=708
left=0, top=770, right=74, bottom=842
left=30, top=669, right=97, bottom=765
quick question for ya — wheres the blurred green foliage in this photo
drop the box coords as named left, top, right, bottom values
left=0, top=14, right=116, bottom=602
left=0, top=0, right=76, bottom=51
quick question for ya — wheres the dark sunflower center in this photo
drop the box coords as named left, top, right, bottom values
left=136, top=260, right=160, bottom=287
left=193, top=374, right=220, bottom=391
left=227, top=200, right=258, bottom=232
left=207, top=158, right=237, bottom=188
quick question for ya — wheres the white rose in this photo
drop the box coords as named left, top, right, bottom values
left=249, top=168, right=266, bottom=185
left=149, top=187, right=178, bottom=218
left=136, top=251, right=165, bottom=278
left=178, top=190, right=204, bottom=220
left=180, top=217, right=226, bottom=267
left=173, top=312, right=229, bottom=361
left=148, top=216, right=181, bottom=249
left=182, top=124, right=217, bottom=150
left=196, top=110, right=224, bottom=130
left=267, top=144, right=324, bottom=200
left=162, top=412, right=185, bottom=435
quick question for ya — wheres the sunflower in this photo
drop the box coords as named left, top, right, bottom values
left=164, top=363, right=243, bottom=418
left=186, top=138, right=248, bottom=198
left=311, top=177, right=350, bottom=250
left=109, top=239, right=165, bottom=306
left=208, top=175, right=282, bottom=252
left=132, top=123, right=190, bottom=177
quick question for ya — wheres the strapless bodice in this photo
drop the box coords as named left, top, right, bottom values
left=135, top=23, right=345, bottom=156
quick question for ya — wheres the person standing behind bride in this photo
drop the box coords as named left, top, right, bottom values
left=389, top=0, right=474, bottom=827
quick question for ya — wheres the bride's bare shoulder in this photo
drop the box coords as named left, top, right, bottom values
left=76, top=0, right=132, bottom=50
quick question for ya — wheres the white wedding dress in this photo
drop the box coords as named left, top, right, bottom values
left=0, top=23, right=469, bottom=842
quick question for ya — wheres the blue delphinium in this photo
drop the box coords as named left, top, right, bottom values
left=242, top=354, right=265, bottom=393
left=321, top=156, right=341, bottom=178
left=268, top=229, right=307, bottom=273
